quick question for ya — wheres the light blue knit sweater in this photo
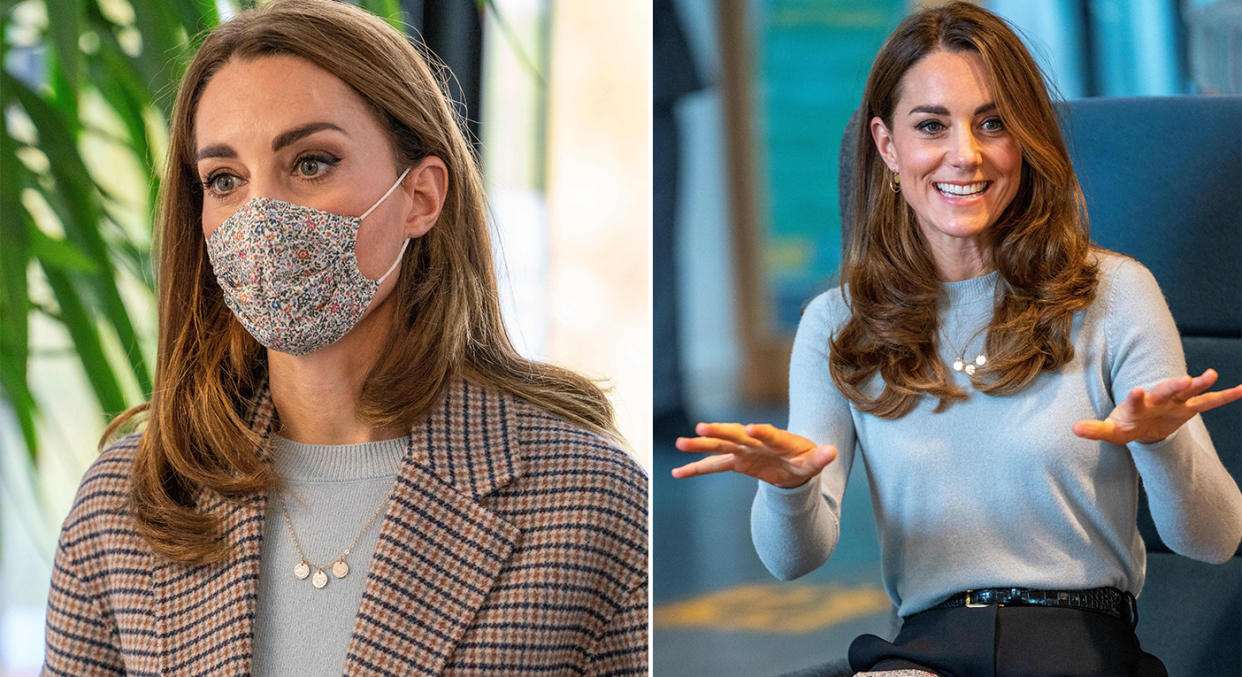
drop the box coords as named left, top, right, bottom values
left=751, top=251, right=1242, bottom=617
left=251, top=433, right=409, bottom=676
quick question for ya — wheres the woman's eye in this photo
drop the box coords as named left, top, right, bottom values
left=295, top=154, right=339, bottom=180
left=298, top=158, right=322, bottom=177
left=916, top=120, right=945, bottom=134
left=205, top=173, right=236, bottom=194
left=200, top=154, right=338, bottom=196
left=981, top=117, right=1005, bottom=132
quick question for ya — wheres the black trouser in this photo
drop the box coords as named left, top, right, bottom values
left=849, top=604, right=1167, bottom=676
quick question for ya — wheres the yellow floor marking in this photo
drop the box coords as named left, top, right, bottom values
left=655, top=582, right=891, bottom=634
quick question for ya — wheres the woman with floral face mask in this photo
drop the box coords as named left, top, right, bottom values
left=673, top=3, right=1241, bottom=676
left=42, top=1, right=646, bottom=675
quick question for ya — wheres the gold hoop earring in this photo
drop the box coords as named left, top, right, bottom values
left=888, top=172, right=901, bottom=194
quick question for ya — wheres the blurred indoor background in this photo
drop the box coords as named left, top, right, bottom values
left=0, top=1, right=650, bottom=674
left=653, top=0, right=1241, bottom=675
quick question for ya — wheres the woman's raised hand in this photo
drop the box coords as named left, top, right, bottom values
left=670, top=422, right=837, bottom=489
left=1073, top=368, right=1242, bottom=445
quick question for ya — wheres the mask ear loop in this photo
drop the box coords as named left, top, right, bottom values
left=360, top=166, right=413, bottom=220
left=361, top=166, right=414, bottom=284
left=375, top=238, right=410, bottom=284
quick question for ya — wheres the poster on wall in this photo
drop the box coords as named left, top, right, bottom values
left=752, top=0, right=907, bottom=331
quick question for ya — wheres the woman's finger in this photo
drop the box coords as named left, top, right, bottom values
left=1113, top=387, right=1145, bottom=416
left=1146, top=377, right=1191, bottom=407
left=767, top=445, right=838, bottom=488
left=1187, top=383, right=1242, bottom=413
left=695, top=422, right=761, bottom=447
left=674, top=436, right=744, bottom=455
left=1173, top=369, right=1219, bottom=403
left=745, top=423, right=813, bottom=456
left=1073, top=418, right=1121, bottom=443
left=803, top=444, right=838, bottom=472
left=670, top=453, right=736, bottom=479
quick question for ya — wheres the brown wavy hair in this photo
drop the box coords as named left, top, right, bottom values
left=829, top=2, right=1098, bottom=418
left=101, top=0, right=618, bottom=566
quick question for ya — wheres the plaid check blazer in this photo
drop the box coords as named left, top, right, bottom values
left=43, top=378, right=648, bottom=675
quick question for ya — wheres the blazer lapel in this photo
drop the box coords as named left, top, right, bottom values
left=343, top=378, right=524, bottom=675
left=150, top=382, right=278, bottom=675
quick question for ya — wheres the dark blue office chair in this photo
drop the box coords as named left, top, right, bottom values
left=778, top=96, right=1241, bottom=677
left=1060, top=96, right=1241, bottom=676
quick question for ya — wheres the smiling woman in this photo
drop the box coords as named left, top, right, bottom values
left=40, top=1, right=647, bottom=675
left=868, top=50, right=1022, bottom=283
left=671, top=3, right=1242, bottom=676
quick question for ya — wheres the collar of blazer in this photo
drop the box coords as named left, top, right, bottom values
left=151, top=376, right=526, bottom=676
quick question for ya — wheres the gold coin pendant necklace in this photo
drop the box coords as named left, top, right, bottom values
left=278, top=492, right=388, bottom=589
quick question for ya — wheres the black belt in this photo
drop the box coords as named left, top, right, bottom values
left=930, top=586, right=1137, bottom=628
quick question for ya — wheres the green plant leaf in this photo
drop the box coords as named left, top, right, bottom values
left=6, top=68, right=154, bottom=392
left=46, top=0, right=86, bottom=101
left=88, top=15, right=166, bottom=221
left=35, top=182, right=154, bottom=398
left=40, top=266, right=128, bottom=419
left=359, top=0, right=407, bottom=32
left=121, top=0, right=191, bottom=119
left=29, top=226, right=100, bottom=273
left=0, top=0, right=32, bottom=463
left=168, top=0, right=217, bottom=37
left=87, top=7, right=159, bottom=110
left=0, top=352, right=39, bottom=463
left=480, top=0, right=545, bottom=86
left=47, top=0, right=85, bottom=83
left=3, top=71, right=106, bottom=260
left=195, top=0, right=222, bottom=28
left=0, top=101, right=35, bottom=460
left=1, top=0, right=226, bottom=498
left=90, top=41, right=156, bottom=171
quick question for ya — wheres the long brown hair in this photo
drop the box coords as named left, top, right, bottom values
left=829, top=2, right=1098, bottom=418
left=101, top=0, right=618, bottom=566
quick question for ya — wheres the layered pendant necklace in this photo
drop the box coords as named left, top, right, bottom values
left=942, top=324, right=988, bottom=377
left=953, top=352, right=987, bottom=375
left=277, top=492, right=388, bottom=589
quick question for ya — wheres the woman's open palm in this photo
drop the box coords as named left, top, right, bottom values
left=671, top=422, right=837, bottom=489
left=1073, top=369, right=1242, bottom=445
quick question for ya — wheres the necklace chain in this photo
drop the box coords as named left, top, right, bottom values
left=278, top=491, right=389, bottom=589
left=940, top=323, right=988, bottom=376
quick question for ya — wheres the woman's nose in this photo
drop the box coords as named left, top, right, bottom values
left=249, top=176, right=291, bottom=203
left=948, top=128, right=983, bottom=169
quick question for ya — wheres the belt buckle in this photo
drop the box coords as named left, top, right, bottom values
left=964, top=590, right=988, bottom=608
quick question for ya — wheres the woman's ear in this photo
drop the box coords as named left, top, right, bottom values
left=401, top=155, right=449, bottom=239
left=870, top=116, right=900, bottom=173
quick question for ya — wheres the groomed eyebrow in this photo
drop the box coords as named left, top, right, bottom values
left=195, top=121, right=348, bottom=161
left=908, top=102, right=997, bottom=116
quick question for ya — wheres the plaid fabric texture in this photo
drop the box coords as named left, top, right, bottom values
left=43, top=378, right=648, bottom=676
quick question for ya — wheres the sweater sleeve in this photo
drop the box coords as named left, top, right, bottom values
left=1106, top=258, right=1242, bottom=563
left=750, top=291, right=858, bottom=580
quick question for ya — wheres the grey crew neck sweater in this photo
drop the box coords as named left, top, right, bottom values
left=252, top=432, right=410, bottom=676
left=751, top=251, right=1242, bottom=617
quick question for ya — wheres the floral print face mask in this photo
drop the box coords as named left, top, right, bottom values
left=205, top=167, right=412, bottom=355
